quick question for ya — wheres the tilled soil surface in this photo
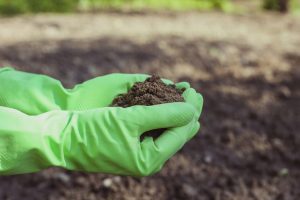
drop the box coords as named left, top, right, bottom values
left=0, top=12, right=300, bottom=200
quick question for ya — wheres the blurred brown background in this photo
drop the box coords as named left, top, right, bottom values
left=0, top=0, right=300, bottom=199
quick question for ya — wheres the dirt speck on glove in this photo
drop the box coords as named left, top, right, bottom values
left=112, top=75, right=185, bottom=140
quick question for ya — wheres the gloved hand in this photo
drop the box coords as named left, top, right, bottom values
left=0, top=100, right=201, bottom=176
left=0, top=67, right=203, bottom=176
left=0, top=67, right=149, bottom=114
left=0, top=67, right=193, bottom=115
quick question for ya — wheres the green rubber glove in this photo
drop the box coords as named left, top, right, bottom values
left=0, top=67, right=203, bottom=176
left=0, top=67, right=149, bottom=114
left=0, top=67, right=193, bottom=114
left=0, top=102, right=199, bottom=176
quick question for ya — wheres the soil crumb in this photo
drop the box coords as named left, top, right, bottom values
left=112, top=75, right=185, bottom=140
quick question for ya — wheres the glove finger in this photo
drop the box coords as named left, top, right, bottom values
left=161, top=78, right=174, bottom=85
left=186, top=121, right=200, bottom=141
left=182, top=88, right=203, bottom=118
left=175, top=82, right=191, bottom=90
left=141, top=120, right=200, bottom=164
left=121, top=102, right=195, bottom=135
left=156, top=120, right=200, bottom=157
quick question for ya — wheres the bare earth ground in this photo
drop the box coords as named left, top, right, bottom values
left=0, top=12, right=300, bottom=200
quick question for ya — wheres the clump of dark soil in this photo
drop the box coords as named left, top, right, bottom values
left=112, top=75, right=185, bottom=140
left=112, top=75, right=185, bottom=107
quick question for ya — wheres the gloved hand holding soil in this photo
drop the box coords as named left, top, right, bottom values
left=0, top=68, right=203, bottom=177
left=112, top=75, right=186, bottom=140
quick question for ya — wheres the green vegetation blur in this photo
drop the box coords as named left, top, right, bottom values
left=263, top=0, right=299, bottom=12
left=0, top=0, right=77, bottom=15
left=0, top=0, right=232, bottom=15
left=0, top=0, right=299, bottom=15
